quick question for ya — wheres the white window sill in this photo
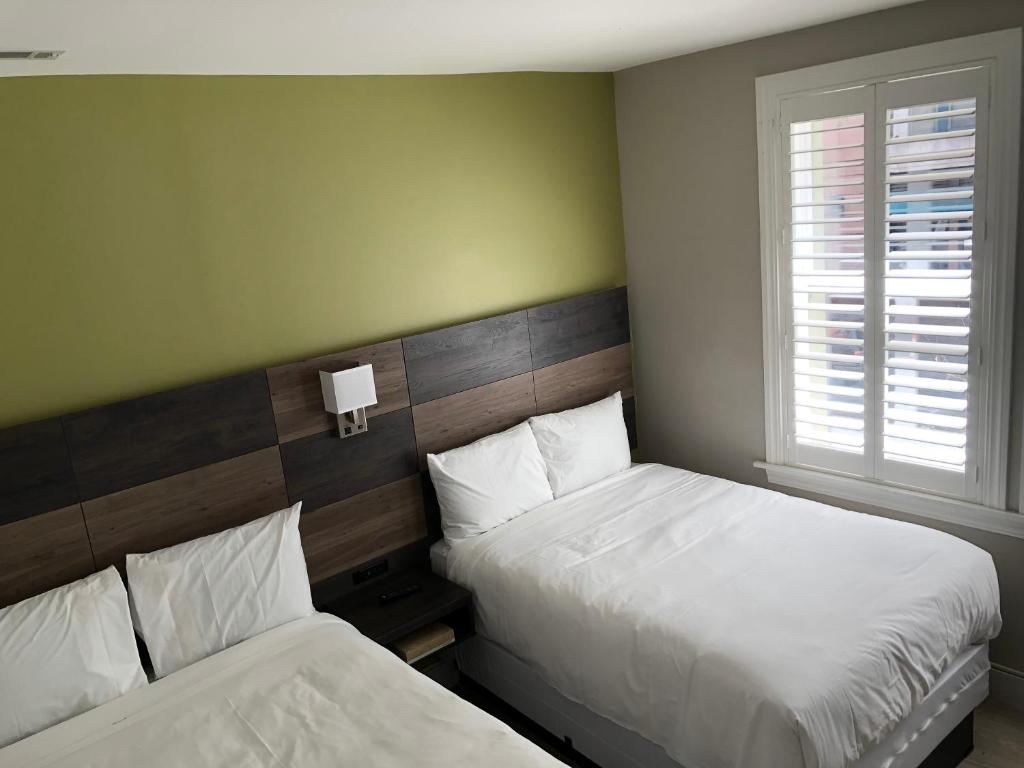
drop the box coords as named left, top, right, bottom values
left=754, top=461, right=1024, bottom=540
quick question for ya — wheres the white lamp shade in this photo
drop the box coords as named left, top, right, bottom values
left=320, top=364, right=378, bottom=415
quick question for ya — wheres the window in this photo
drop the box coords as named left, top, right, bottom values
left=756, top=31, right=1021, bottom=535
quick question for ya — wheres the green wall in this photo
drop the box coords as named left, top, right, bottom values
left=0, top=74, right=625, bottom=428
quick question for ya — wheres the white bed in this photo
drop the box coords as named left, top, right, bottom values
left=433, top=463, right=1002, bottom=768
left=0, top=613, right=565, bottom=768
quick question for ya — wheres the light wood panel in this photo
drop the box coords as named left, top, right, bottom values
left=528, top=287, right=630, bottom=369
left=403, top=311, right=532, bottom=405
left=82, top=446, right=288, bottom=569
left=412, top=372, right=537, bottom=463
left=534, top=343, right=633, bottom=414
left=299, top=475, right=426, bottom=584
left=64, top=371, right=279, bottom=500
left=280, top=408, right=418, bottom=509
left=267, top=340, right=409, bottom=443
left=0, top=505, right=95, bottom=607
left=0, top=418, right=78, bottom=525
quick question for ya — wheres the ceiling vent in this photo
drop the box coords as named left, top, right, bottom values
left=0, top=50, right=65, bottom=60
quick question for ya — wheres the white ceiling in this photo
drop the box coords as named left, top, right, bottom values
left=1, top=0, right=920, bottom=77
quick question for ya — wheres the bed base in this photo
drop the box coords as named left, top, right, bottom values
left=918, top=711, right=973, bottom=768
left=457, top=635, right=986, bottom=768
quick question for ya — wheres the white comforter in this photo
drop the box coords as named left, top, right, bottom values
left=0, top=613, right=564, bottom=768
left=445, top=464, right=1001, bottom=768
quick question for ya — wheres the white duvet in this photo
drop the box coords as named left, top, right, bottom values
left=445, top=464, right=1001, bottom=768
left=0, top=614, right=564, bottom=768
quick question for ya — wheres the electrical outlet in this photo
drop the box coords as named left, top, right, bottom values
left=352, top=559, right=389, bottom=585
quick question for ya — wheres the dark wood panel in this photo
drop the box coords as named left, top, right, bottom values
left=0, top=418, right=78, bottom=525
left=311, top=539, right=428, bottom=606
left=299, top=475, right=426, bottom=584
left=63, top=371, right=279, bottom=500
left=624, top=396, right=638, bottom=450
left=321, top=567, right=471, bottom=646
left=402, top=311, right=532, bottom=405
left=280, top=408, right=418, bottom=510
left=412, top=372, right=537, bottom=464
left=82, top=447, right=288, bottom=569
left=528, top=287, right=630, bottom=369
left=534, top=343, right=633, bottom=414
left=267, top=340, right=409, bottom=443
left=420, top=470, right=443, bottom=542
left=0, top=505, right=96, bottom=608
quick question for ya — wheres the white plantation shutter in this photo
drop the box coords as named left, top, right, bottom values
left=784, top=88, right=873, bottom=478
left=875, top=68, right=986, bottom=498
left=761, top=44, right=1019, bottom=508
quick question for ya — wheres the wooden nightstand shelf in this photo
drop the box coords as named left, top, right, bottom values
left=319, top=567, right=474, bottom=687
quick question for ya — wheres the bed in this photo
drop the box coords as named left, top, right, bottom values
left=0, top=612, right=565, bottom=768
left=432, top=463, right=1002, bottom=768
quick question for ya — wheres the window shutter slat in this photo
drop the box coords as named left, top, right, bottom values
left=886, top=128, right=975, bottom=144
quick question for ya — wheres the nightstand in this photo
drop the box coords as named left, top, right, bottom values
left=319, top=567, right=474, bottom=688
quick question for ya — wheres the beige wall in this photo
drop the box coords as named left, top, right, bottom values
left=615, top=0, right=1024, bottom=674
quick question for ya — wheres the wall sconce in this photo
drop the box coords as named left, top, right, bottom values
left=320, top=362, right=377, bottom=438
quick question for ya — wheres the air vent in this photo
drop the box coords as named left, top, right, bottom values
left=0, top=50, right=64, bottom=60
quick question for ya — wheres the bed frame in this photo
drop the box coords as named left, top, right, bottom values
left=0, top=286, right=632, bottom=606
left=456, top=635, right=984, bottom=768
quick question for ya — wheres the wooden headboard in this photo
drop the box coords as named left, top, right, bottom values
left=0, top=287, right=633, bottom=607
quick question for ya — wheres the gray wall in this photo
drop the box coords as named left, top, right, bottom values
left=615, top=0, right=1024, bottom=675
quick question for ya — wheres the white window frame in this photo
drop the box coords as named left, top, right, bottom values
left=755, top=29, right=1022, bottom=539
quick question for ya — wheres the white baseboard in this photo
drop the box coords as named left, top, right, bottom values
left=989, top=665, right=1024, bottom=713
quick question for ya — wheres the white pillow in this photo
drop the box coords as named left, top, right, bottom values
left=529, top=391, right=631, bottom=497
left=428, top=422, right=554, bottom=542
left=126, top=503, right=313, bottom=679
left=0, top=567, right=147, bottom=747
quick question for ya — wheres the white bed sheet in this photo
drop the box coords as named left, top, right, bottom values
left=0, top=613, right=564, bottom=768
left=444, top=463, right=1001, bottom=768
